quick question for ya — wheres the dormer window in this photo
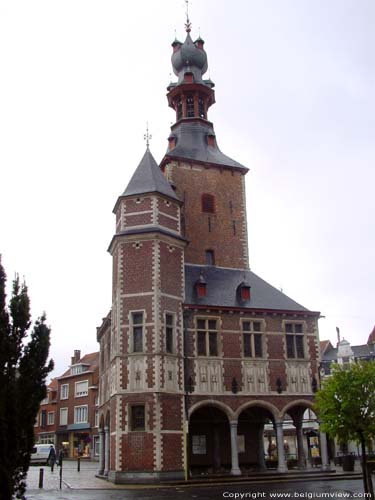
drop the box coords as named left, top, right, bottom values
left=71, top=365, right=88, bottom=375
left=207, top=134, right=215, bottom=147
left=237, top=281, right=251, bottom=302
left=195, top=273, right=207, bottom=297
left=202, top=193, right=215, bottom=213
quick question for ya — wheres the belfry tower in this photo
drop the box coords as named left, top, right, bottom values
left=161, top=22, right=249, bottom=269
left=97, top=17, right=323, bottom=484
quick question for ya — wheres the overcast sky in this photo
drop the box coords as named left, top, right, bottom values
left=0, top=0, right=374, bottom=378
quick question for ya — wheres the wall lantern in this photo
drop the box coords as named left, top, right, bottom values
left=276, top=377, right=283, bottom=394
left=187, top=376, right=194, bottom=393
left=311, top=377, right=318, bottom=393
left=231, top=377, right=238, bottom=394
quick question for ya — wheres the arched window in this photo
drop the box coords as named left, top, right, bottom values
left=201, top=193, right=215, bottom=213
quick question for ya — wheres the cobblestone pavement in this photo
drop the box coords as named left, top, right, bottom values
left=27, top=461, right=116, bottom=490
left=26, top=478, right=366, bottom=500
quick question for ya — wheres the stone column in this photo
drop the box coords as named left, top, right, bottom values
left=104, top=426, right=110, bottom=476
left=295, top=422, right=306, bottom=469
left=257, top=424, right=266, bottom=471
left=213, top=426, right=221, bottom=471
left=319, top=430, right=330, bottom=471
left=98, top=429, right=105, bottom=475
left=275, top=421, right=288, bottom=472
left=230, top=421, right=241, bottom=476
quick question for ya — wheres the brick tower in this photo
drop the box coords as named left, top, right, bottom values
left=97, top=147, right=187, bottom=481
left=98, top=18, right=324, bottom=484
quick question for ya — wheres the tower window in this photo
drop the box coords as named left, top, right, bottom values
left=198, top=96, right=205, bottom=118
left=205, top=250, right=215, bottom=266
left=186, top=94, right=195, bottom=117
left=165, top=313, right=174, bottom=354
left=201, top=193, right=215, bottom=213
left=131, top=312, right=144, bottom=352
left=176, top=97, right=182, bottom=120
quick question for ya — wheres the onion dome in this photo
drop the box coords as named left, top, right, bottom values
left=171, top=32, right=208, bottom=84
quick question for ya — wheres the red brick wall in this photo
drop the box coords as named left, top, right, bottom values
left=166, top=161, right=248, bottom=268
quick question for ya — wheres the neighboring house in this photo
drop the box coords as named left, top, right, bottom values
left=320, top=327, right=375, bottom=456
left=320, top=331, right=375, bottom=377
left=96, top=17, right=327, bottom=484
left=34, top=378, right=58, bottom=446
left=35, top=350, right=100, bottom=459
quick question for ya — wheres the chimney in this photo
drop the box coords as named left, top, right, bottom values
left=336, top=327, right=341, bottom=347
left=74, top=350, right=81, bottom=363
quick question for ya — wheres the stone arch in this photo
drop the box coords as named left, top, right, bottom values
left=188, top=399, right=235, bottom=421
left=234, top=400, right=279, bottom=421
left=280, top=399, right=315, bottom=420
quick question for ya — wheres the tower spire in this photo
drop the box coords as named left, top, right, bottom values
left=185, top=0, right=191, bottom=33
left=143, top=122, right=152, bottom=150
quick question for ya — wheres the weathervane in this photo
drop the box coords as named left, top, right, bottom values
left=144, top=122, right=152, bottom=149
left=185, top=0, right=191, bottom=32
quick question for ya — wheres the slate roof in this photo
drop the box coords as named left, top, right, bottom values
left=122, top=148, right=179, bottom=201
left=184, top=265, right=314, bottom=313
left=163, top=121, right=247, bottom=171
left=321, top=343, right=375, bottom=362
left=59, top=352, right=99, bottom=379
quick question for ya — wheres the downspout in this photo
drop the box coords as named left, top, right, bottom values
left=183, top=309, right=192, bottom=481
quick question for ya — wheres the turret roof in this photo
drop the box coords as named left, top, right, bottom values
left=122, top=148, right=179, bottom=201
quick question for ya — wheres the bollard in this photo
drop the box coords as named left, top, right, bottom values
left=77, top=456, right=80, bottom=472
left=38, top=468, right=44, bottom=489
left=59, top=452, right=63, bottom=490
left=59, top=462, right=63, bottom=490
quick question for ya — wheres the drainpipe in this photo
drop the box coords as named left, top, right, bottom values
left=183, top=309, right=192, bottom=481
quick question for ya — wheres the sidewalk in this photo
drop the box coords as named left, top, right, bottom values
left=26, top=460, right=363, bottom=492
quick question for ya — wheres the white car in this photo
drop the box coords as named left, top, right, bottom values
left=30, top=444, right=53, bottom=465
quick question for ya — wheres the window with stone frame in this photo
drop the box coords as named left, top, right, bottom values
left=242, top=320, right=263, bottom=358
left=196, top=318, right=219, bottom=357
left=165, top=313, right=175, bottom=354
left=285, top=323, right=305, bottom=359
left=131, top=312, right=144, bottom=352
left=130, top=405, right=145, bottom=431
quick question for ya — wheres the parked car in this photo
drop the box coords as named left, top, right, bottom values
left=30, top=444, right=53, bottom=465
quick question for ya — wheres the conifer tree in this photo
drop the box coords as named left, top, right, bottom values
left=0, top=259, right=53, bottom=500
